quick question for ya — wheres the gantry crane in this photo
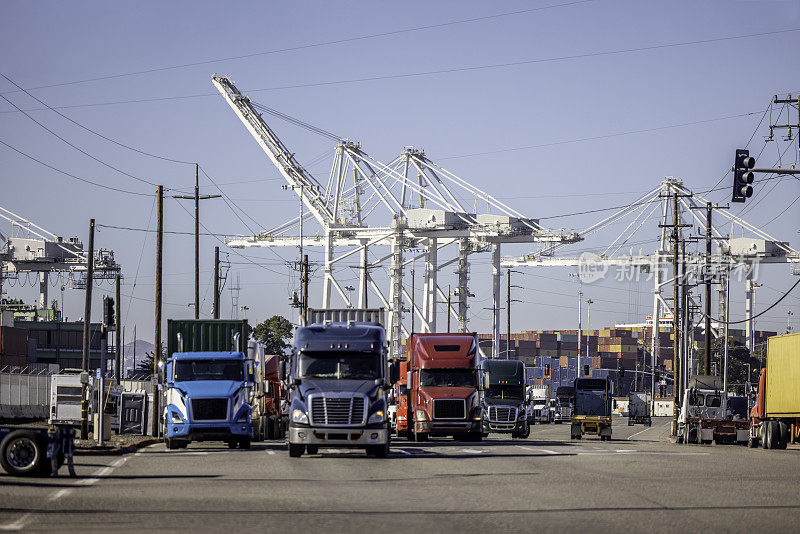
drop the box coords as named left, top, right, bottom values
left=212, top=74, right=580, bottom=357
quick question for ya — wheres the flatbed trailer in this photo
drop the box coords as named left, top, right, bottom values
left=571, top=415, right=612, bottom=440
left=0, top=425, right=75, bottom=477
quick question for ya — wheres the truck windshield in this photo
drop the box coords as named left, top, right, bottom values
left=558, top=397, right=572, bottom=406
left=485, top=385, right=523, bottom=400
left=298, top=351, right=381, bottom=380
left=174, top=359, right=243, bottom=381
left=706, top=394, right=721, bottom=407
left=419, top=369, right=475, bottom=388
left=689, top=391, right=705, bottom=406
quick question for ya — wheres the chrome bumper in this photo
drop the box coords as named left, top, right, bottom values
left=289, top=426, right=388, bottom=446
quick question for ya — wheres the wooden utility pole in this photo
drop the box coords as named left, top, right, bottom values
left=153, top=186, right=163, bottom=436
left=115, top=273, right=121, bottom=382
left=80, top=219, right=95, bottom=440
left=213, top=246, right=220, bottom=319
left=173, top=165, right=220, bottom=319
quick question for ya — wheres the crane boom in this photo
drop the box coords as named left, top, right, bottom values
left=212, top=75, right=334, bottom=227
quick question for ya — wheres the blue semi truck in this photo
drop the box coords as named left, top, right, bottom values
left=162, top=320, right=253, bottom=450
left=284, top=309, right=392, bottom=458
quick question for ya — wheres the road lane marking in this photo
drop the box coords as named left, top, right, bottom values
left=396, top=449, right=412, bottom=456
left=517, top=446, right=560, bottom=455
left=0, top=513, right=32, bottom=531
left=266, top=450, right=276, bottom=455
left=2, top=457, right=129, bottom=531
left=461, top=448, right=484, bottom=454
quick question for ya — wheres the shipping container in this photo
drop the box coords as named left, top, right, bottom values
left=0, top=326, right=29, bottom=357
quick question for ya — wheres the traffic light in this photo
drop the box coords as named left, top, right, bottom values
left=544, top=363, right=551, bottom=378
left=583, top=364, right=590, bottom=376
left=103, top=296, right=115, bottom=326
left=619, top=368, right=625, bottom=379
left=732, top=149, right=755, bottom=203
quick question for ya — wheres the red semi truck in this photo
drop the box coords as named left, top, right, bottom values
left=399, top=333, right=483, bottom=442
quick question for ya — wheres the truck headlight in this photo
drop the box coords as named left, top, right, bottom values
left=368, top=410, right=385, bottom=424
left=291, top=409, right=308, bottom=424
left=415, top=409, right=427, bottom=421
left=170, top=412, right=183, bottom=423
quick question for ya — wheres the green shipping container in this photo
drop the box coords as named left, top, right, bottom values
left=167, top=319, right=250, bottom=356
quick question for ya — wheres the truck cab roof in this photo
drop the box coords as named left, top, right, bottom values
left=407, top=333, right=477, bottom=369
left=295, top=322, right=385, bottom=352
left=170, top=351, right=245, bottom=360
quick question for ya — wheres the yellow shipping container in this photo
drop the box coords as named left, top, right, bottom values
left=766, top=333, right=800, bottom=417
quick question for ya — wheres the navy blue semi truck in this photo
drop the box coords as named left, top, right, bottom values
left=283, top=309, right=392, bottom=458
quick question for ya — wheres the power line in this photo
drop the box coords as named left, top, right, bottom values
left=0, top=72, right=195, bottom=166
left=441, top=111, right=761, bottom=160
left=699, top=278, right=800, bottom=325
left=0, top=89, right=162, bottom=188
left=0, top=1, right=595, bottom=94
left=4, top=28, right=798, bottom=114
left=0, top=138, right=154, bottom=197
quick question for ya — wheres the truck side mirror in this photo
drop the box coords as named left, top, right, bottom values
left=279, top=359, right=287, bottom=382
left=389, top=362, right=399, bottom=384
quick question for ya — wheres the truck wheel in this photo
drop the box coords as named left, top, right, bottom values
left=306, top=444, right=319, bottom=455
left=227, top=440, right=238, bottom=449
left=763, top=421, right=774, bottom=449
left=266, top=418, right=275, bottom=440
left=517, top=423, right=530, bottom=439
left=367, top=442, right=389, bottom=458
left=778, top=422, right=789, bottom=449
left=165, top=438, right=180, bottom=450
left=288, top=443, right=305, bottom=457
left=0, top=430, right=49, bottom=477
left=239, top=438, right=251, bottom=450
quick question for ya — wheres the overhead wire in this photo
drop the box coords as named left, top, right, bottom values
left=0, top=1, right=596, bottom=94
left=4, top=28, right=799, bottom=114
left=0, top=138, right=154, bottom=197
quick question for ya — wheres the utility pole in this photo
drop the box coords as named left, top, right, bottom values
left=173, top=164, right=220, bottom=319
left=153, top=185, right=163, bottom=437
left=410, top=267, right=415, bottom=333
left=447, top=284, right=452, bottom=333
left=586, top=298, right=593, bottom=377
left=507, top=272, right=511, bottom=359
left=133, top=324, right=137, bottom=374
left=115, top=273, right=121, bottom=382
left=302, top=254, right=309, bottom=323
left=506, top=269, right=522, bottom=360
left=704, top=202, right=712, bottom=376
left=80, top=218, right=95, bottom=440
left=213, top=246, right=220, bottom=319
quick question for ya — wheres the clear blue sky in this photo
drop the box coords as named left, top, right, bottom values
left=1, top=0, right=798, bottom=342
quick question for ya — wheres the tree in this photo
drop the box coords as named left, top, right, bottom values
left=253, top=315, right=293, bottom=355
left=135, top=343, right=165, bottom=375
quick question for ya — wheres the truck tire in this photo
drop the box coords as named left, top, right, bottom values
left=0, top=430, right=49, bottom=477
left=367, top=442, right=389, bottom=458
left=239, top=438, right=251, bottom=449
left=165, top=438, right=180, bottom=450
left=306, top=444, right=319, bottom=455
left=764, top=421, right=775, bottom=449
left=778, top=422, right=789, bottom=449
left=516, top=422, right=530, bottom=439
left=288, top=443, right=305, bottom=457
left=266, top=418, right=275, bottom=440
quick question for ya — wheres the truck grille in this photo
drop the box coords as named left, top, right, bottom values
left=310, top=396, right=365, bottom=426
left=489, top=406, right=517, bottom=422
left=433, top=399, right=466, bottom=420
left=191, top=398, right=228, bottom=420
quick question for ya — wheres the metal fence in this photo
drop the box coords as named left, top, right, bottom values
left=0, top=371, right=51, bottom=419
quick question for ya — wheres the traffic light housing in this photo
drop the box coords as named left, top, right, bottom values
left=733, top=149, right=755, bottom=203
left=544, top=363, right=551, bottom=378
left=583, top=364, right=590, bottom=376
left=103, top=297, right=115, bottom=326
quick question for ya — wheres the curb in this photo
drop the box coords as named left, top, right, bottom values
left=74, top=438, right=161, bottom=456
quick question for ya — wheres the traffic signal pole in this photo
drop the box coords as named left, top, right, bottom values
left=80, top=219, right=95, bottom=440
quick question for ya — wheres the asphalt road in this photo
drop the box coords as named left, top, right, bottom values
left=3, top=416, right=800, bottom=533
